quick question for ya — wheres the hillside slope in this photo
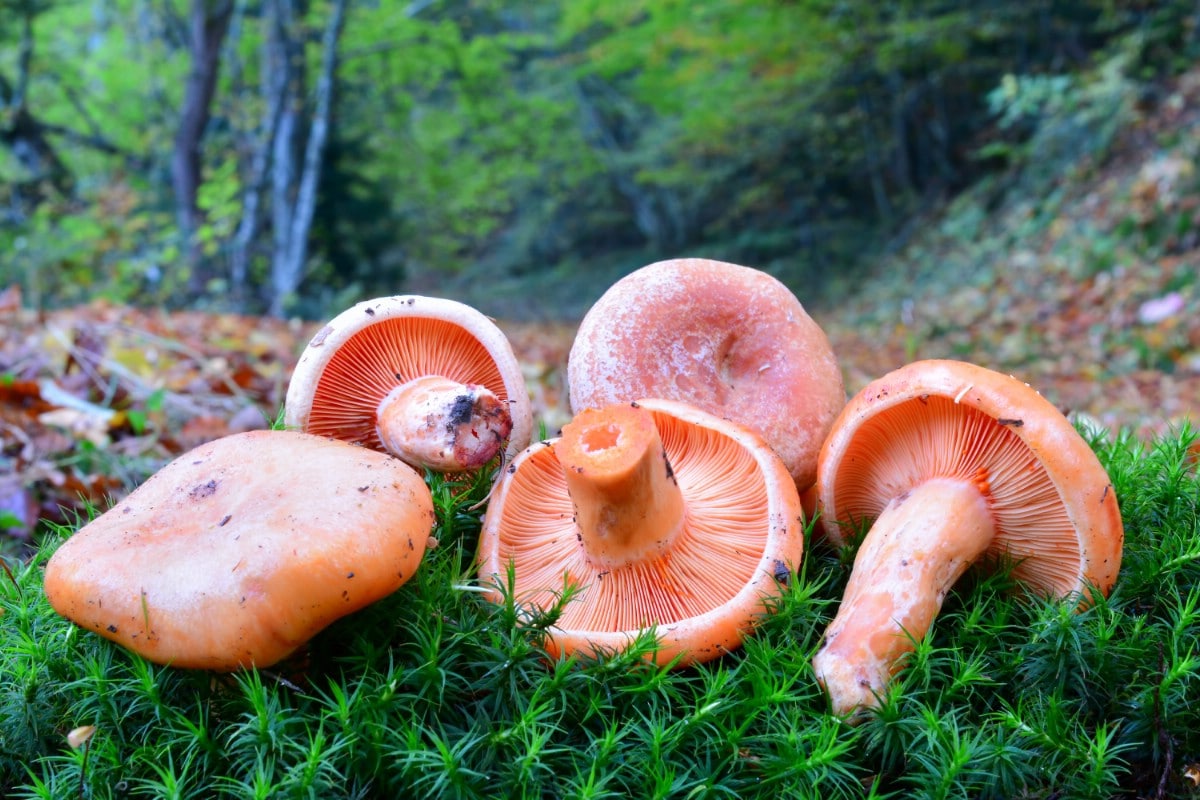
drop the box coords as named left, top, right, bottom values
left=813, top=65, right=1200, bottom=439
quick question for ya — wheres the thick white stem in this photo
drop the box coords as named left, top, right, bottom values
left=814, top=477, right=995, bottom=720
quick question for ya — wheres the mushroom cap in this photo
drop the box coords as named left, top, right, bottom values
left=285, top=295, right=533, bottom=463
left=817, top=359, right=1123, bottom=600
left=568, top=258, right=844, bottom=490
left=43, top=430, right=435, bottom=670
left=476, top=397, right=803, bottom=666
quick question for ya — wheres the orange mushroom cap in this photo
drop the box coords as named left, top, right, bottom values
left=43, top=430, right=435, bottom=671
left=285, top=295, right=532, bottom=472
left=567, top=258, right=844, bottom=490
left=813, top=359, right=1124, bottom=719
left=476, top=398, right=803, bottom=667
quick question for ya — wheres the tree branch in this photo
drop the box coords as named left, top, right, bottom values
left=172, top=0, right=235, bottom=289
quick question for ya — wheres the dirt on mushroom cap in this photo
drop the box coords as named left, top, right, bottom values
left=43, top=430, right=435, bottom=671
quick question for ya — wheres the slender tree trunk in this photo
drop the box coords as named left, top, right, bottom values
left=887, top=70, right=913, bottom=198
left=172, top=0, right=234, bottom=295
left=857, top=91, right=892, bottom=225
left=229, top=48, right=284, bottom=307
left=265, top=0, right=348, bottom=317
left=267, top=0, right=304, bottom=307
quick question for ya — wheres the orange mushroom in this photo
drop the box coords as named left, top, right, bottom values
left=285, top=295, right=532, bottom=472
left=476, top=398, right=803, bottom=666
left=43, top=430, right=435, bottom=671
left=567, top=258, right=844, bottom=491
left=812, top=360, right=1124, bottom=720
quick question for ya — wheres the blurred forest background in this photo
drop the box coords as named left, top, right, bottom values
left=2, top=0, right=1200, bottom=548
left=2, top=0, right=1198, bottom=321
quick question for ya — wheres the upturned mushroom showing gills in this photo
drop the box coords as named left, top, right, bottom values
left=285, top=295, right=532, bottom=473
left=567, top=258, right=844, bottom=491
left=43, top=430, right=435, bottom=671
left=476, top=399, right=803, bottom=666
left=812, top=360, right=1124, bottom=720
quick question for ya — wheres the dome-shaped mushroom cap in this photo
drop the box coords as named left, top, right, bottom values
left=818, top=359, right=1123, bottom=600
left=43, top=430, right=435, bottom=671
left=568, top=258, right=844, bottom=490
left=285, top=295, right=532, bottom=465
left=477, top=398, right=803, bottom=666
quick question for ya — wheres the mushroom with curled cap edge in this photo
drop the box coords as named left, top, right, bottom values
left=476, top=399, right=803, bottom=666
left=43, top=430, right=435, bottom=671
left=812, top=359, right=1123, bottom=721
left=285, top=295, right=532, bottom=473
left=567, top=258, right=844, bottom=492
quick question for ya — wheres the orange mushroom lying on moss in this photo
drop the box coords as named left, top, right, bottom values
left=476, top=399, right=803, bottom=666
left=568, top=258, right=844, bottom=491
left=286, top=295, right=532, bottom=473
left=43, top=430, right=435, bottom=671
left=812, top=360, right=1124, bottom=720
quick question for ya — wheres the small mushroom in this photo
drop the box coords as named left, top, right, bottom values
left=285, top=295, right=532, bottom=472
left=43, top=430, right=435, bottom=670
left=476, top=399, right=803, bottom=666
left=812, top=360, right=1124, bottom=720
left=567, top=258, right=844, bottom=491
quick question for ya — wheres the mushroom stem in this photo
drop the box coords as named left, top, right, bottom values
left=557, top=403, right=685, bottom=570
left=814, top=477, right=995, bottom=719
left=376, top=375, right=513, bottom=471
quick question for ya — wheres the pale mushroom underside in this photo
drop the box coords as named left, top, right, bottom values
left=826, top=394, right=1084, bottom=598
left=303, top=316, right=511, bottom=451
left=484, top=408, right=784, bottom=634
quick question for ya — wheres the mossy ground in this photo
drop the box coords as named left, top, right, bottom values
left=2, top=425, right=1199, bottom=799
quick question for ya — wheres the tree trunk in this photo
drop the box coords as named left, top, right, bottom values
left=229, top=33, right=285, bottom=306
left=858, top=91, right=892, bottom=226
left=172, top=0, right=234, bottom=296
left=265, top=0, right=348, bottom=317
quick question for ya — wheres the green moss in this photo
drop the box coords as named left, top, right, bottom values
left=3, top=427, right=1199, bottom=798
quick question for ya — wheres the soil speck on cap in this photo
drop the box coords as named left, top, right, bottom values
left=309, top=325, right=333, bottom=347
left=189, top=480, right=219, bottom=500
left=448, top=394, right=476, bottom=427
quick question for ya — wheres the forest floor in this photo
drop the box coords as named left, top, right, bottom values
left=1, top=69, right=1198, bottom=553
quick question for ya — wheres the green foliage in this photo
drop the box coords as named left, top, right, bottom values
left=0, top=183, right=185, bottom=309
left=5, top=0, right=1195, bottom=317
left=2, top=427, right=1200, bottom=797
left=977, top=45, right=1138, bottom=197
